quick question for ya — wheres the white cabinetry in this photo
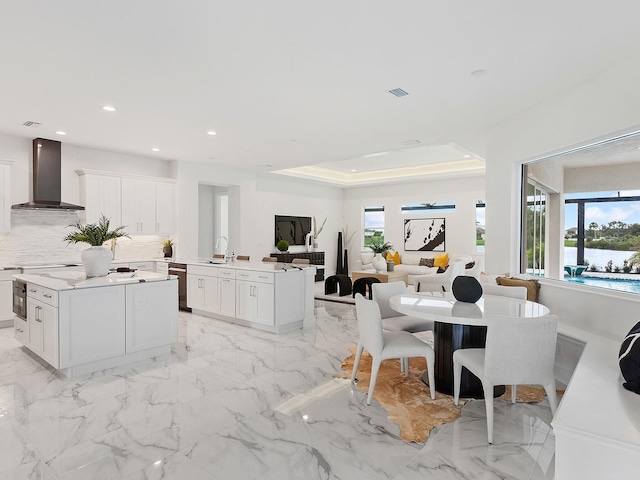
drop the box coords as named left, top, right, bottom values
left=26, top=285, right=59, bottom=368
left=122, top=178, right=157, bottom=234
left=235, top=271, right=274, bottom=326
left=0, top=161, right=12, bottom=233
left=76, top=170, right=176, bottom=235
left=78, top=172, right=122, bottom=225
left=58, top=286, right=126, bottom=368
left=126, top=281, right=178, bottom=353
left=155, top=182, right=175, bottom=234
left=15, top=275, right=177, bottom=377
left=186, top=263, right=309, bottom=333
left=0, top=278, right=13, bottom=322
left=217, top=269, right=236, bottom=317
left=187, top=266, right=218, bottom=312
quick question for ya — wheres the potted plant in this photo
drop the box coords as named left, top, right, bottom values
left=369, top=239, right=393, bottom=273
left=277, top=239, right=289, bottom=252
left=64, top=214, right=130, bottom=277
left=162, top=239, right=174, bottom=258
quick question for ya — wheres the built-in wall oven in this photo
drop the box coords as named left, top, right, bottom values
left=13, top=279, right=27, bottom=320
left=168, top=263, right=191, bottom=312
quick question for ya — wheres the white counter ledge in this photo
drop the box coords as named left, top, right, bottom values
left=12, top=270, right=173, bottom=291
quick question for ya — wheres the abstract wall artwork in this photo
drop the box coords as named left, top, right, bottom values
left=404, top=218, right=445, bottom=251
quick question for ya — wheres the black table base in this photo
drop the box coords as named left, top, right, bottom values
left=423, top=321, right=505, bottom=399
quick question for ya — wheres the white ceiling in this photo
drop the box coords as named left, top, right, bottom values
left=2, top=1, right=640, bottom=185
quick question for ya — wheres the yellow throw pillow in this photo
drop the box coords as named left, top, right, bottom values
left=496, top=277, right=541, bottom=302
left=386, top=251, right=400, bottom=265
left=433, top=253, right=449, bottom=268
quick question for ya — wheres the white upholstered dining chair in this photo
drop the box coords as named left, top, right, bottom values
left=453, top=314, right=559, bottom=443
left=352, top=294, right=436, bottom=405
left=372, top=282, right=434, bottom=333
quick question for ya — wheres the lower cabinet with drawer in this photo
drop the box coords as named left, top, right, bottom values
left=26, top=285, right=59, bottom=368
left=235, top=273, right=274, bottom=326
left=186, top=264, right=309, bottom=333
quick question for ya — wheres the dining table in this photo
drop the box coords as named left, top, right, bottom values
left=389, top=292, right=551, bottom=398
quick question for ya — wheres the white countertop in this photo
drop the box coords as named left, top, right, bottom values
left=12, top=271, right=175, bottom=291
left=184, top=259, right=314, bottom=273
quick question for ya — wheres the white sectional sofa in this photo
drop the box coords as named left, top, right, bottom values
left=356, top=251, right=484, bottom=286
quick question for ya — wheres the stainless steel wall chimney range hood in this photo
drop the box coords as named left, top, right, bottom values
left=11, top=138, right=84, bottom=210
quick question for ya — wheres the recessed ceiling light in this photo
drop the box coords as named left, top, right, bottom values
left=471, top=69, right=487, bottom=77
left=151, top=148, right=160, bottom=152
left=363, top=151, right=389, bottom=158
left=463, top=155, right=470, bottom=158
left=351, top=169, right=357, bottom=172
left=55, top=131, right=66, bottom=135
left=102, top=105, right=116, bottom=112
left=207, top=131, right=216, bottom=136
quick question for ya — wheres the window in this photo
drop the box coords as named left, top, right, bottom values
left=364, top=206, right=384, bottom=248
left=520, top=130, right=640, bottom=295
left=476, top=200, right=485, bottom=253
left=564, top=191, right=640, bottom=273
left=522, top=180, right=547, bottom=276
left=401, top=202, right=456, bottom=214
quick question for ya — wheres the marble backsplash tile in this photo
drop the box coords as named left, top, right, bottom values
left=0, top=210, right=169, bottom=266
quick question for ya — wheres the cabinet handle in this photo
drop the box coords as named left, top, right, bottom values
left=16, top=328, right=23, bottom=333
left=35, top=306, right=42, bottom=323
left=258, top=276, right=268, bottom=280
left=43, top=294, right=52, bottom=299
left=29, top=289, right=37, bottom=293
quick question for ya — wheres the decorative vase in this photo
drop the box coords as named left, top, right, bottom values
left=452, top=276, right=483, bottom=303
left=163, top=246, right=173, bottom=258
left=336, top=232, right=344, bottom=274
left=81, top=246, right=112, bottom=277
left=305, top=233, right=314, bottom=253
left=372, top=253, right=387, bottom=273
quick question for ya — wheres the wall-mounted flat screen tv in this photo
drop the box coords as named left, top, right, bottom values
left=275, top=215, right=312, bottom=246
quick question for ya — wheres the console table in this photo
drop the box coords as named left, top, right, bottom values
left=270, top=252, right=325, bottom=281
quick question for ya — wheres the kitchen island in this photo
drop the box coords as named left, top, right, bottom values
left=186, top=260, right=315, bottom=333
left=13, top=270, right=178, bottom=377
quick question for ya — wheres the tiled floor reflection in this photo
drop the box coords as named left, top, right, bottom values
left=0, top=299, right=556, bottom=479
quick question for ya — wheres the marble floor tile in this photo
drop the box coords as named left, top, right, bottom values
left=0, top=299, right=558, bottom=480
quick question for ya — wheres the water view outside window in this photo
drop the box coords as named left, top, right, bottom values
left=364, top=206, right=384, bottom=248
left=564, top=191, right=640, bottom=273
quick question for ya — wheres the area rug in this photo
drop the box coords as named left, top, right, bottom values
left=335, top=347, right=560, bottom=443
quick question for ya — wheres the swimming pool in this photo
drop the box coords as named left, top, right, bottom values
left=564, top=275, right=640, bottom=294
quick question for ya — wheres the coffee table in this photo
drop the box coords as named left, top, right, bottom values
left=351, top=270, right=408, bottom=285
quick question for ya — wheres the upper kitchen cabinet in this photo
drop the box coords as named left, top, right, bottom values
left=122, top=178, right=157, bottom=234
left=155, top=181, right=175, bottom=234
left=77, top=171, right=122, bottom=225
left=77, top=170, right=175, bottom=235
left=0, top=160, right=14, bottom=233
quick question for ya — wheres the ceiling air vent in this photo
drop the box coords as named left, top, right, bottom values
left=22, top=121, right=41, bottom=128
left=389, top=88, right=409, bottom=97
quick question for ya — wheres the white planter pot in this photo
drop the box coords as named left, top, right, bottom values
left=372, top=253, right=387, bottom=273
left=81, top=246, right=112, bottom=277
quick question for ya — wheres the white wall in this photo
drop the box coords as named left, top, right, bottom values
left=486, top=53, right=640, bottom=275
left=343, top=174, right=484, bottom=272
left=564, top=162, right=640, bottom=193
left=198, top=185, right=215, bottom=258
left=255, top=175, right=343, bottom=274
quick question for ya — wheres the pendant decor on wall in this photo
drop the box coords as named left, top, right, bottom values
left=404, top=218, right=446, bottom=252
left=336, top=232, right=344, bottom=274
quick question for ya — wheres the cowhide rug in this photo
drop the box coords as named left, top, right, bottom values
left=335, top=346, right=559, bottom=443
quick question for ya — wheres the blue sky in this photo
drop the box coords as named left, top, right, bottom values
left=564, top=190, right=640, bottom=230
